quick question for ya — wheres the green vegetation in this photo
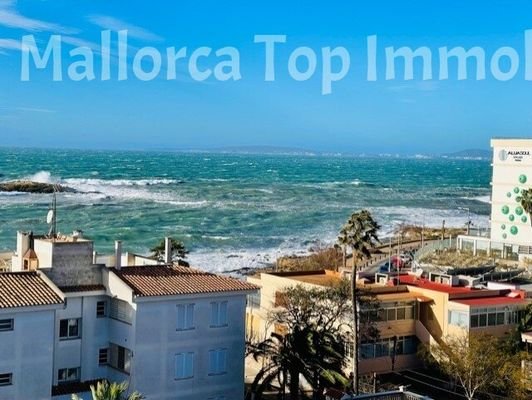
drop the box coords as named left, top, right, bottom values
left=149, top=237, right=188, bottom=263
left=520, top=188, right=532, bottom=227
left=71, top=381, right=144, bottom=400
left=422, top=333, right=529, bottom=400
left=247, top=284, right=361, bottom=400
left=337, top=210, right=380, bottom=395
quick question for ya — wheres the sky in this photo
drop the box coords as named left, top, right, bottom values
left=0, top=0, right=532, bottom=154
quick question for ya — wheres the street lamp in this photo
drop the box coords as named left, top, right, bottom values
left=458, top=207, right=472, bottom=235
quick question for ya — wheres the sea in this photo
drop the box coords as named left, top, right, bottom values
left=0, top=147, right=492, bottom=272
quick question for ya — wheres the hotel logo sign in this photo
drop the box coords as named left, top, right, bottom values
left=499, top=149, right=531, bottom=163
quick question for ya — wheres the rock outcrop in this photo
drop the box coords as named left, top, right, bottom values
left=0, top=180, right=76, bottom=193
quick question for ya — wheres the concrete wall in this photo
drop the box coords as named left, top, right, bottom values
left=132, top=293, right=247, bottom=400
left=37, top=240, right=102, bottom=287
left=0, top=307, right=57, bottom=400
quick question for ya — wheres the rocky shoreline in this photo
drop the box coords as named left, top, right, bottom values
left=0, top=180, right=76, bottom=193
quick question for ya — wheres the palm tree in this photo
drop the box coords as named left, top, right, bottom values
left=339, top=210, right=380, bottom=395
left=71, top=381, right=144, bottom=400
left=336, top=230, right=349, bottom=269
left=520, top=189, right=532, bottom=227
left=247, top=328, right=347, bottom=400
left=150, top=237, right=188, bottom=263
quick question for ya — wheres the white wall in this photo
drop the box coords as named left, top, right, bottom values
left=0, top=308, right=57, bottom=400
left=491, top=139, right=532, bottom=246
left=131, top=293, right=247, bottom=400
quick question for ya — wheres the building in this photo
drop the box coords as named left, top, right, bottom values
left=246, top=269, right=531, bottom=376
left=1, top=231, right=258, bottom=400
left=458, top=138, right=532, bottom=262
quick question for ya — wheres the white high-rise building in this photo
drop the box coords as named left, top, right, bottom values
left=0, top=232, right=258, bottom=400
left=490, top=138, right=532, bottom=247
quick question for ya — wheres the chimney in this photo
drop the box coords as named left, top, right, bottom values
left=164, top=237, right=172, bottom=264
left=115, top=240, right=122, bottom=270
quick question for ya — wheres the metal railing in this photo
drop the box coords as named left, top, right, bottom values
left=350, top=390, right=433, bottom=399
left=415, top=238, right=456, bottom=261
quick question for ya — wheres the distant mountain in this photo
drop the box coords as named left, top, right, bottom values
left=207, top=145, right=318, bottom=156
left=441, top=149, right=491, bottom=160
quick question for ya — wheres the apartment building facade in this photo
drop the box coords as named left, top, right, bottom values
left=246, top=269, right=531, bottom=376
left=0, top=232, right=257, bottom=400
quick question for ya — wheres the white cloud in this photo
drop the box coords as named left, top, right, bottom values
left=87, top=15, right=163, bottom=42
left=62, top=36, right=102, bottom=52
left=14, top=106, right=55, bottom=113
left=0, top=37, right=21, bottom=50
left=0, top=4, right=76, bottom=33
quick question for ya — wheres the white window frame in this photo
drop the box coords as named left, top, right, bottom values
left=108, top=343, right=132, bottom=374
left=0, top=373, right=12, bottom=386
left=175, top=352, right=194, bottom=380
left=96, top=301, right=107, bottom=318
left=210, top=301, right=228, bottom=328
left=98, top=348, right=109, bottom=365
left=57, top=367, right=80, bottom=384
left=176, top=304, right=195, bottom=331
left=0, top=319, right=14, bottom=332
left=59, top=318, right=81, bottom=340
left=208, top=348, right=228, bottom=376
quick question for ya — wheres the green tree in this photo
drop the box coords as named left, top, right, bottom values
left=425, top=333, right=529, bottom=400
left=149, top=237, right=188, bottom=263
left=71, top=381, right=144, bottom=400
left=338, top=210, right=380, bottom=395
left=520, top=188, right=532, bottom=226
left=247, top=284, right=352, bottom=400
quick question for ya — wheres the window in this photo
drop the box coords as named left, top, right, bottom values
left=98, top=348, right=108, bottom=365
left=0, top=319, right=13, bottom=332
left=96, top=301, right=107, bottom=318
left=57, top=368, right=80, bottom=384
left=208, top=349, right=227, bottom=375
left=210, top=301, right=228, bottom=327
left=109, top=344, right=132, bottom=374
left=448, top=310, right=469, bottom=328
left=175, top=352, right=194, bottom=379
left=359, top=336, right=418, bottom=359
left=372, top=301, right=415, bottom=322
left=0, top=373, right=12, bottom=386
left=247, top=291, right=260, bottom=309
left=470, top=306, right=523, bottom=329
left=59, top=319, right=81, bottom=340
left=176, top=304, right=195, bottom=330
left=110, top=299, right=133, bottom=324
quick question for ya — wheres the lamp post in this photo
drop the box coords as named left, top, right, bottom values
left=458, top=207, right=472, bottom=235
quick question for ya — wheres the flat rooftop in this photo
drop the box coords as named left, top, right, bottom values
left=451, top=296, right=528, bottom=307
left=398, top=274, right=475, bottom=294
left=269, top=270, right=342, bottom=287
left=35, top=235, right=90, bottom=243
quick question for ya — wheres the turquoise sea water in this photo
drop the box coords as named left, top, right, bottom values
left=0, top=148, right=491, bottom=272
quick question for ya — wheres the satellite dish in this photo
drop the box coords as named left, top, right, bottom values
left=46, top=209, right=54, bottom=224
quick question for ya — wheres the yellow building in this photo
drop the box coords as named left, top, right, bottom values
left=246, top=269, right=530, bottom=375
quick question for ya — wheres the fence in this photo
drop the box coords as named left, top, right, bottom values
left=414, top=238, right=456, bottom=261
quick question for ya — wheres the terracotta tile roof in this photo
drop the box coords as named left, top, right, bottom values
left=0, top=271, right=63, bottom=309
left=111, top=265, right=259, bottom=297
left=59, top=284, right=106, bottom=293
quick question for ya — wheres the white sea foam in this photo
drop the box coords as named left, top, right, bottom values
left=27, top=171, right=55, bottom=183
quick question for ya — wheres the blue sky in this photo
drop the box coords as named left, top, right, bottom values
left=0, top=0, right=532, bottom=153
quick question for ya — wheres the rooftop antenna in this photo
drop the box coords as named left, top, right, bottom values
left=47, top=185, right=58, bottom=238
